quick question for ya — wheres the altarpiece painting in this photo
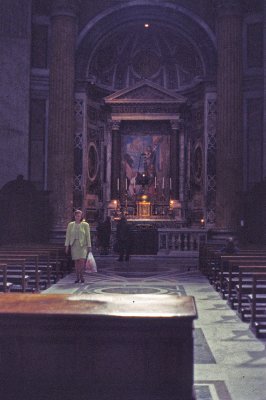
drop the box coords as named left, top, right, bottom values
left=121, top=134, right=170, bottom=200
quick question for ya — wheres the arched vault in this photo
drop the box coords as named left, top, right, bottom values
left=76, top=1, right=217, bottom=91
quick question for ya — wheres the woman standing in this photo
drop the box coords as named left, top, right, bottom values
left=65, top=209, right=91, bottom=283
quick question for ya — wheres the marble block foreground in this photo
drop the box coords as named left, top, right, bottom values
left=0, top=293, right=197, bottom=400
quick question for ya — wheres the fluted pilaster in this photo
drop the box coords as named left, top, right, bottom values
left=178, top=124, right=185, bottom=202
left=215, top=0, right=243, bottom=230
left=111, top=121, right=121, bottom=199
left=170, top=119, right=180, bottom=199
left=48, top=0, right=79, bottom=232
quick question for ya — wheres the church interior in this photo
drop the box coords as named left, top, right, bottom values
left=0, top=0, right=266, bottom=399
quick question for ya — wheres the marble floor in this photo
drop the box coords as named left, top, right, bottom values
left=44, top=255, right=266, bottom=400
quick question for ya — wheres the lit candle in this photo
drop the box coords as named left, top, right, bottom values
left=154, top=176, right=157, bottom=188
left=162, top=177, right=165, bottom=189
left=170, top=177, right=172, bottom=190
left=117, top=178, right=119, bottom=191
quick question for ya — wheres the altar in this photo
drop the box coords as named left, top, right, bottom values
left=108, top=191, right=183, bottom=254
left=109, top=196, right=183, bottom=223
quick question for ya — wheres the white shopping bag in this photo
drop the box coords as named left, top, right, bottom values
left=85, top=251, right=97, bottom=273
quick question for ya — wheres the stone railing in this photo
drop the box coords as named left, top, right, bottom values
left=157, top=228, right=207, bottom=254
left=90, top=227, right=207, bottom=255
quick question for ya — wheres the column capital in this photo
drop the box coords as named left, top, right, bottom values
left=111, top=120, right=121, bottom=131
left=51, top=0, right=80, bottom=18
left=170, top=118, right=183, bottom=131
left=215, top=0, right=242, bottom=17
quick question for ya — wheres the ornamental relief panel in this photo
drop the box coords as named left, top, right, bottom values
left=87, top=26, right=204, bottom=91
left=111, top=104, right=180, bottom=115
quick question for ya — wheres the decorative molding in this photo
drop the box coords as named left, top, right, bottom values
left=215, top=0, right=242, bottom=17
left=105, top=81, right=187, bottom=119
left=105, top=80, right=187, bottom=104
left=88, top=142, right=99, bottom=182
left=192, top=144, right=203, bottom=186
left=206, top=98, right=217, bottom=225
left=73, top=97, right=84, bottom=202
left=74, top=132, right=83, bottom=150
left=111, top=104, right=181, bottom=115
left=73, top=174, right=82, bottom=192
left=51, top=0, right=80, bottom=18
left=74, top=98, right=84, bottom=118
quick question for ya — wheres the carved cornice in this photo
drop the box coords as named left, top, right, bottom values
left=111, top=104, right=182, bottom=115
left=51, top=0, right=80, bottom=18
left=105, top=80, right=187, bottom=105
left=215, top=0, right=242, bottom=17
left=105, top=81, right=188, bottom=119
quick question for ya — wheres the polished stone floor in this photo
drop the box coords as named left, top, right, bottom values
left=45, top=255, right=266, bottom=400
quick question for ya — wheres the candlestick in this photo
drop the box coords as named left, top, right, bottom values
left=117, top=178, right=119, bottom=191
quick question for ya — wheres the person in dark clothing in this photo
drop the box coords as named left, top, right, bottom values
left=220, top=237, right=239, bottom=254
left=97, top=216, right=112, bottom=255
left=101, top=216, right=112, bottom=255
left=116, top=215, right=131, bottom=261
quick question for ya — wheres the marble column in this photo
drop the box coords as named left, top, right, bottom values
left=110, top=121, right=121, bottom=199
left=170, top=120, right=180, bottom=199
left=215, top=0, right=243, bottom=231
left=179, top=123, right=185, bottom=203
left=48, top=0, right=79, bottom=236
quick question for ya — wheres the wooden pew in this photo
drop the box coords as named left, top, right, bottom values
left=225, top=259, right=266, bottom=308
left=235, top=265, right=266, bottom=320
left=36, top=244, right=71, bottom=278
left=0, top=258, right=29, bottom=292
left=216, top=254, right=266, bottom=298
left=0, top=250, right=52, bottom=290
left=0, top=264, right=13, bottom=292
left=0, top=253, right=41, bottom=291
left=248, top=273, right=266, bottom=338
left=0, top=245, right=68, bottom=283
left=199, top=243, right=224, bottom=276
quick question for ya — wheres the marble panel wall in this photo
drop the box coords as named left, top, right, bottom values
left=0, top=0, right=32, bottom=189
left=245, top=98, right=263, bottom=188
left=29, top=99, right=47, bottom=190
left=205, top=95, right=217, bottom=226
left=243, top=11, right=264, bottom=187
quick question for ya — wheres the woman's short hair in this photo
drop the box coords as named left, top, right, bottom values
left=74, top=209, right=83, bottom=215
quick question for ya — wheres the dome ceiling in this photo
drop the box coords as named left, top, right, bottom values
left=87, top=23, right=204, bottom=91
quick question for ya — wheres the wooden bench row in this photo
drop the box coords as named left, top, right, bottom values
left=0, top=245, right=70, bottom=293
left=248, top=273, right=266, bottom=338
left=200, top=246, right=266, bottom=338
left=0, top=264, right=16, bottom=292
